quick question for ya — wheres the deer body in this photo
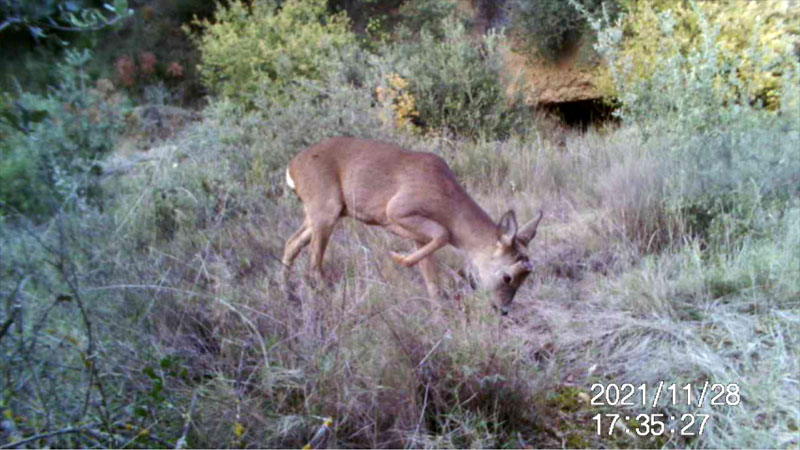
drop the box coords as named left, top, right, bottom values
left=282, top=137, right=542, bottom=314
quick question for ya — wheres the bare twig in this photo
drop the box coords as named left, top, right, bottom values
left=413, top=382, right=430, bottom=440
left=304, top=417, right=334, bottom=449
left=1, top=275, right=28, bottom=342
left=175, top=391, right=198, bottom=450
left=417, top=329, right=450, bottom=369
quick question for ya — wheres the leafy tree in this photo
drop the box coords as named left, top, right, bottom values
left=0, top=0, right=132, bottom=41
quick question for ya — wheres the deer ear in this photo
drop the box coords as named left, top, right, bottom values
left=517, top=209, right=544, bottom=247
left=497, top=210, right=518, bottom=247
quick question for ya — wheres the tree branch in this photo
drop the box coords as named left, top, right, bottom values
left=0, top=275, right=28, bottom=342
left=0, top=423, right=97, bottom=449
left=46, top=14, right=128, bottom=32
left=0, top=17, right=22, bottom=32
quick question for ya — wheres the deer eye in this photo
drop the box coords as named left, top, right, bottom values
left=502, top=273, right=512, bottom=285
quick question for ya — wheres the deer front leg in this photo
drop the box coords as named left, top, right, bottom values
left=414, top=241, right=443, bottom=299
left=305, top=198, right=343, bottom=282
left=387, top=215, right=449, bottom=268
left=309, top=219, right=337, bottom=282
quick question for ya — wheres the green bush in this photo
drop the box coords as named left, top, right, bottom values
left=388, top=18, right=525, bottom=139
left=0, top=49, right=128, bottom=218
left=190, top=0, right=356, bottom=107
left=591, top=0, right=800, bottom=108
left=509, top=0, right=612, bottom=60
left=590, top=4, right=800, bottom=241
left=395, top=0, right=458, bottom=39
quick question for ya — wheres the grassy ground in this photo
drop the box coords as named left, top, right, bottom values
left=5, top=108, right=792, bottom=448
left=2, top=1, right=798, bottom=447
left=2, top=13, right=798, bottom=446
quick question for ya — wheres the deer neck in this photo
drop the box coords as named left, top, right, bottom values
left=448, top=196, right=498, bottom=257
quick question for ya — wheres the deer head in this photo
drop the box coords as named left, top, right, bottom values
left=471, top=210, right=543, bottom=315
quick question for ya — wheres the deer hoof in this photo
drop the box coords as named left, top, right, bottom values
left=390, top=251, right=410, bottom=267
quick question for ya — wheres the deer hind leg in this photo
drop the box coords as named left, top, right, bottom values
left=282, top=220, right=312, bottom=272
left=281, top=219, right=312, bottom=302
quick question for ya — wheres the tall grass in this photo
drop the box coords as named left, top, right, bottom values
left=2, top=2, right=798, bottom=449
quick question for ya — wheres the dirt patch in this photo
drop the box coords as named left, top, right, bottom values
left=504, top=48, right=601, bottom=105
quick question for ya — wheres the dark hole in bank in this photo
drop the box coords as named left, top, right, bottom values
left=543, top=98, right=618, bottom=129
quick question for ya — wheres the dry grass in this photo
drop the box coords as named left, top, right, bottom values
left=93, top=110, right=800, bottom=447
left=3, top=4, right=798, bottom=447
left=2, top=97, right=797, bottom=448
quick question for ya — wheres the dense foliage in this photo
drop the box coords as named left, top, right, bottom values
left=508, top=0, right=613, bottom=60
left=388, top=18, right=526, bottom=138
left=590, top=2, right=800, bottom=243
left=190, top=0, right=355, bottom=107
left=0, top=50, right=128, bottom=217
left=594, top=0, right=800, bottom=108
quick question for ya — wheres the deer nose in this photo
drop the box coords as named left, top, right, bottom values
left=500, top=307, right=509, bottom=316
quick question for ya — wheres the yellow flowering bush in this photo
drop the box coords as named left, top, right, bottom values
left=590, top=0, right=800, bottom=245
left=376, top=73, right=420, bottom=132
left=188, top=0, right=355, bottom=107
left=596, top=0, right=800, bottom=108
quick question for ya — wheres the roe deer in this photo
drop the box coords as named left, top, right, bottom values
left=282, top=137, right=543, bottom=315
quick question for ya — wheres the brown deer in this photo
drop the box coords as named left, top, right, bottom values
left=282, top=137, right=543, bottom=315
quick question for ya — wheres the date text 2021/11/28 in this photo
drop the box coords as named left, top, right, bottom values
left=590, top=382, right=741, bottom=408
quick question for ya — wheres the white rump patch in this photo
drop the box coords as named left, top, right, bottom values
left=285, top=167, right=295, bottom=190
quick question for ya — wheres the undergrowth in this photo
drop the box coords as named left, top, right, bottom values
left=1, top=1, right=798, bottom=449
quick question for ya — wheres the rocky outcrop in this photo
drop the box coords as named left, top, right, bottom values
left=503, top=48, right=601, bottom=105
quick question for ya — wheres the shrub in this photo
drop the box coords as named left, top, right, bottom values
left=165, top=61, right=184, bottom=78
left=395, top=0, right=459, bottom=38
left=189, top=0, right=355, bottom=107
left=589, top=1, right=800, bottom=242
left=138, top=51, right=157, bottom=77
left=114, top=55, right=137, bottom=87
left=593, top=0, right=800, bottom=108
left=509, top=0, right=613, bottom=60
left=0, top=49, right=128, bottom=218
left=375, top=73, right=420, bottom=132
left=387, top=17, right=526, bottom=139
